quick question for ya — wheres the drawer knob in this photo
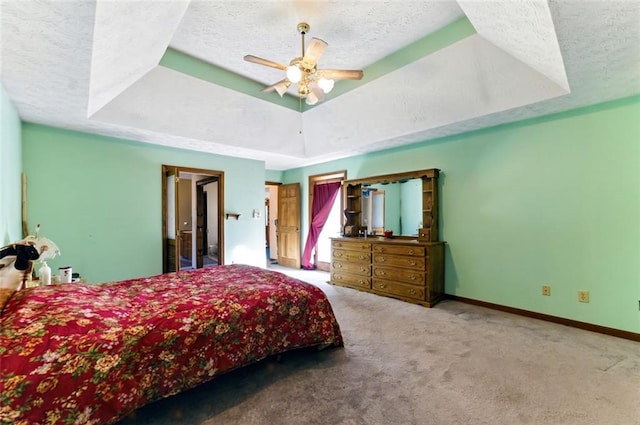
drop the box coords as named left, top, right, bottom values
left=336, top=275, right=342, bottom=280
left=408, top=289, right=416, bottom=295
left=336, top=263, right=342, bottom=268
left=378, top=257, right=386, bottom=263
left=409, top=275, right=417, bottom=280
left=380, top=270, right=386, bottom=276
left=359, top=255, right=366, bottom=260
left=358, top=280, right=364, bottom=285
left=360, top=267, right=367, bottom=272
left=408, top=260, right=416, bottom=266
left=379, top=283, right=386, bottom=289
left=408, top=249, right=415, bottom=255
left=335, top=252, right=342, bottom=257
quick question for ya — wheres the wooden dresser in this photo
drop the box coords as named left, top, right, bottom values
left=330, top=238, right=445, bottom=307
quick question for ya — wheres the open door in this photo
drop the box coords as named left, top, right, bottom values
left=162, top=165, right=180, bottom=273
left=277, top=183, right=301, bottom=269
left=195, top=176, right=221, bottom=268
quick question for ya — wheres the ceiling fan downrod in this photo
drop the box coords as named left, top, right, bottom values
left=297, top=22, right=309, bottom=59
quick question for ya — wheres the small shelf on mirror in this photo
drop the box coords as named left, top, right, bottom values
left=225, top=213, right=241, bottom=220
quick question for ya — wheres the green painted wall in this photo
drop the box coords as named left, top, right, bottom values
left=283, top=97, right=640, bottom=333
left=22, top=124, right=267, bottom=283
left=0, top=84, right=23, bottom=245
left=265, top=169, right=283, bottom=183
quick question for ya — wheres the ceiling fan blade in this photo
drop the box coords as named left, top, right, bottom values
left=244, top=55, right=287, bottom=71
left=301, top=37, right=327, bottom=70
left=261, top=79, right=291, bottom=97
left=318, top=69, right=364, bottom=80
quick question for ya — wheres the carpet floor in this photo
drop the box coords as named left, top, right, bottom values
left=117, top=266, right=640, bottom=425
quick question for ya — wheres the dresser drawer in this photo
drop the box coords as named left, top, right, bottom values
left=372, top=266, right=426, bottom=285
left=372, top=244, right=425, bottom=257
left=332, top=240, right=371, bottom=251
left=331, top=272, right=371, bottom=289
left=372, top=279, right=426, bottom=301
left=372, top=254, right=425, bottom=270
left=332, top=248, right=371, bottom=263
left=331, top=260, right=370, bottom=276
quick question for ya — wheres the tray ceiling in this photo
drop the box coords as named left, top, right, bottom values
left=1, top=0, right=638, bottom=170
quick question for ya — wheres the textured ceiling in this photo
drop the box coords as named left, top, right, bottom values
left=1, top=0, right=639, bottom=170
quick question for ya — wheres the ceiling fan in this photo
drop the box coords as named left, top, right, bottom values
left=244, top=22, right=364, bottom=105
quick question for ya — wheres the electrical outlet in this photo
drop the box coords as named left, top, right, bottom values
left=578, top=290, right=590, bottom=303
left=542, top=285, right=551, bottom=296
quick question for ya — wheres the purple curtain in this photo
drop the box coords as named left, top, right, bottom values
left=301, top=181, right=342, bottom=269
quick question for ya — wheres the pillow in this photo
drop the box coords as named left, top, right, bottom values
left=0, top=259, right=23, bottom=312
left=0, top=243, right=40, bottom=312
left=0, top=287, right=17, bottom=312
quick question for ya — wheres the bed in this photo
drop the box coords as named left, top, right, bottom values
left=0, top=264, right=343, bottom=425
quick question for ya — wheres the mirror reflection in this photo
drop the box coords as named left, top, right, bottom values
left=361, top=178, right=422, bottom=236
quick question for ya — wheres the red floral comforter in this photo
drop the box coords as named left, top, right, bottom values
left=0, top=264, right=343, bottom=425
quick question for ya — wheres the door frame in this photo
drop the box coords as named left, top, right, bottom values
left=162, top=165, right=224, bottom=273
left=162, top=166, right=180, bottom=273
left=308, top=170, right=346, bottom=271
left=265, top=181, right=281, bottom=265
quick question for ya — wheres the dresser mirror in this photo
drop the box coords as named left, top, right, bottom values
left=361, top=178, right=423, bottom=236
left=343, top=169, right=439, bottom=241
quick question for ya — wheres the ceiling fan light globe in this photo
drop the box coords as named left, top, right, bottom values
left=306, top=92, right=319, bottom=105
left=310, top=85, right=325, bottom=102
left=274, top=81, right=291, bottom=97
left=286, top=65, right=302, bottom=83
left=318, top=78, right=334, bottom=93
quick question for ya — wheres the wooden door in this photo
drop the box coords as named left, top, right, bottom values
left=277, top=183, right=301, bottom=269
left=162, top=166, right=180, bottom=273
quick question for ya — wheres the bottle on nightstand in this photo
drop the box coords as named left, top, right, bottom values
left=39, top=261, right=51, bottom=285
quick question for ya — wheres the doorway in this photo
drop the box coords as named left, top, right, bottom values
left=197, top=177, right=220, bottom=268
left=162, top=165, right=224, bottom=273
left=309, top=171, right=346, bottom=271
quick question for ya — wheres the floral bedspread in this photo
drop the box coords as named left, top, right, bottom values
left=0, top=264, right=343, bottom=425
